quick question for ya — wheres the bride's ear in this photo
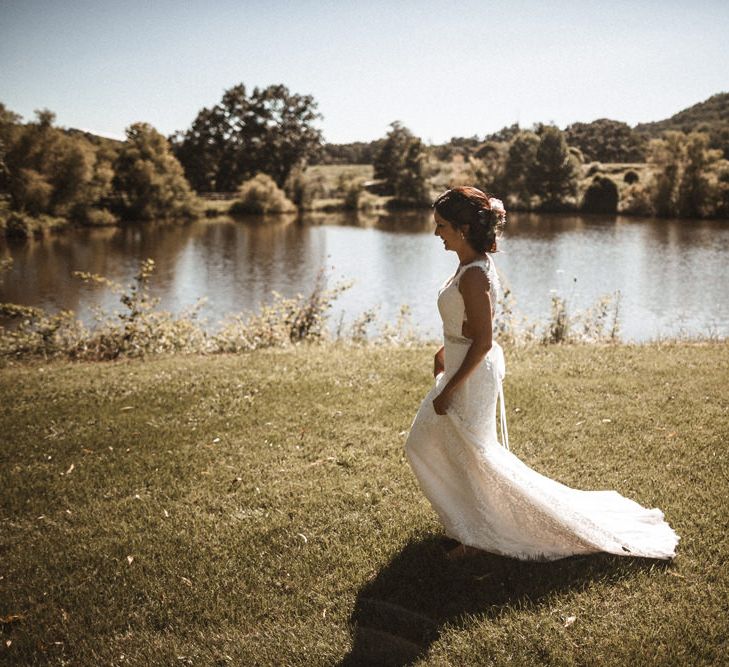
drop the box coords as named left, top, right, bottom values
left=461, top=224, right=469, bottom=238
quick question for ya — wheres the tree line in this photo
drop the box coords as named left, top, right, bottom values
left=2, top=86, right=728, bottom=237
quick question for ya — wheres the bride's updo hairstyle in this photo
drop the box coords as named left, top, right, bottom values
left=433, top=186, right=506, bottom=253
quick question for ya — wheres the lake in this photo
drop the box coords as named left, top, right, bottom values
left=2, top=210, right=728, bottom=342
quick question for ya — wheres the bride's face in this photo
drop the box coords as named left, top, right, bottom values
left=434, top=210, right=464, bottom=252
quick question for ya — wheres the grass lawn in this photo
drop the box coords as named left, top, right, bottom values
left=1, top=342, right=728, bottom=665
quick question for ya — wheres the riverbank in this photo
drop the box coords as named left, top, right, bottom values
left=2, top=342, right=727, bottom=664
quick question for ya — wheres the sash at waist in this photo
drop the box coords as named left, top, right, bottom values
left=444, top=332, right=471, bottom=345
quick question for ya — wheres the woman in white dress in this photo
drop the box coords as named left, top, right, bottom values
left=405, top=186, right=679, bottom=561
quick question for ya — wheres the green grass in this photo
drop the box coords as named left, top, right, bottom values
left=1, top=342, right=728, bottom=665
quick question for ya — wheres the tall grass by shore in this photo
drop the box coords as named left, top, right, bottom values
left=1, top=342, right=728, bottom=665
left=0, top=258, right=625, bottom=363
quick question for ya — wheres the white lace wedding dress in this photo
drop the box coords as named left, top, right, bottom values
left=405, top=257, right=679, bottom=561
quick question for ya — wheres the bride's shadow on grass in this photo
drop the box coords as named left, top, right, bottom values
left=338, top=536, right=668, bottom=666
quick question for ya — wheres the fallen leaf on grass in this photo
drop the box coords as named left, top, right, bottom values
left=120, top=406, right=134, bottom=411
left=64, top=464, right=75, bottom=475
left=5, top=640, right=11, bottom=647
left=564, top=615, right=576, bottom=627
left=601, top=418, right=612, bottom=423
left=127, top=555, right=134, bottom=565
left=297, top=533, right=308, bottom=544
left=180, top=577, right=193, bottom=587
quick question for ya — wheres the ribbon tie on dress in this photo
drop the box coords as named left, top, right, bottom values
left=491, top=342, right=510, bottom=451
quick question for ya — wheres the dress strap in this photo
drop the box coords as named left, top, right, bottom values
left=456, top=256, right=491, bottom=282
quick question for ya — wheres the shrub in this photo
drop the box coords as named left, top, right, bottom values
left=619, top=183, right=654, bottom=216
left=581, top=176, right=619, bottom=214
left=285, top=168, right=324, bottom=210
left=540, top=290, right=622, bottom=344
left=229, top=174, right=297, bottom=215
left=4, top=211, right=68, bottom=239
left=340, top=177, right=380, bottom=211
left=0, top=260, right=350, bottom=360
left=78, top=207, right=117, bottom=226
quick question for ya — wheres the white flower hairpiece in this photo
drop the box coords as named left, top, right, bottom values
left=488, top=197, right=505, bottom=214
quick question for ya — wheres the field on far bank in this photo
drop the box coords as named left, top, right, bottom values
left=1, top=343, right=728, bottom=665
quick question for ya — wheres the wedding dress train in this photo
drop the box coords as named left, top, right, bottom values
left=405, top=257, right=679, bottom=561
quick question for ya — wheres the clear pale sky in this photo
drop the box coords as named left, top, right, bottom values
left=1, top=0, right=727, bottom=144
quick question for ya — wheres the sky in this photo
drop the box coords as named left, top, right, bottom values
left=1, top=0, right=728, bottom=144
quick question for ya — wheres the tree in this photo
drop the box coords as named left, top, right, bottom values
left=3, top=108, right=115, bottom=221
left=471, top=141, right=507, bottom=196
left=677, top=133, right=716, bottom=218
left=529, top=126, right=579, bottom=210
left=113, top=123, right=200, bottom=221
left=173, top=84, right=323, bottom=192
left=504, top=131, right=539, bottom=208
left=649, top=132, right=683, bottom=217
left=373, top=122, right=430, bottom=204
left=0, top=103, right=22, bottom=195
left=565, top=119, right=646, bottom=163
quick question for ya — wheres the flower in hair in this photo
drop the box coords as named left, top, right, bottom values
left=488, top=197, right=505, bottom=214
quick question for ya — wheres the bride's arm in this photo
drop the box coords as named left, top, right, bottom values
left=434, top=345, right=445, bottom=377
left=433, top=267, right=492, bottom=415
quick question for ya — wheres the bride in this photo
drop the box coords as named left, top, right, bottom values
left=405, top=187, right=679, bottom=561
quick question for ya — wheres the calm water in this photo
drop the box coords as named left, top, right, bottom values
left=2, top=210, right=729, bottom=342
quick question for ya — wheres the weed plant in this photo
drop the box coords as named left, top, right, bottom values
left=0, top=258, right=650, bottom=363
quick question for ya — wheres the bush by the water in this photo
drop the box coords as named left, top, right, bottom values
left=1, top=211, right=70, bottom=239
left=229, top=174, right=297, bottom=215
left=581, top=176, right=619, bottom=214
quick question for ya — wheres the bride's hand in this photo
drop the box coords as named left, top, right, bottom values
left=433, top=389, right=452, bottom=415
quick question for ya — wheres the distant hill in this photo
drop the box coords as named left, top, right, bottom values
left=634, top=93, right=729, bottom=158
left=63, top=127, right=124, bottom=150
left=634, top=92, right=729, bottom=135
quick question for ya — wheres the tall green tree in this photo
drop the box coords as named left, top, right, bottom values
left=172, top=84, right=323, bottom=192
left=373, top=122, right=430, bottom=204
left=113, top=123, right=200, bottom=221
left=0, top=103, right=22, bottom=195
left=471, top=141, right=507, bottom=196
left=504, top=130, right=539, bottom=207
left=649, top=131, right=726, bottom=218
left=530, top=126, right=579, bottom=210
left=3, top=108, right=115, bottom=220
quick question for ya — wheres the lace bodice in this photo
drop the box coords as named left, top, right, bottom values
left=437, top=256, right=500, bottom=339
